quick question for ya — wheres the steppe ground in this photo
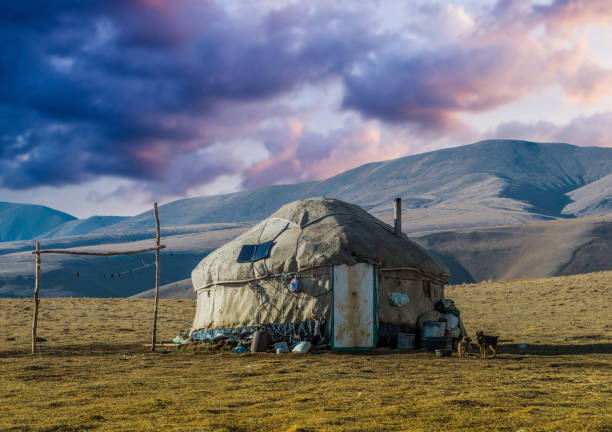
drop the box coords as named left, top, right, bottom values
left=1, top=272, right=611, bottom=432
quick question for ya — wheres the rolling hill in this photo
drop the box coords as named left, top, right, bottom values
left=0, top=202, right=76, bottom=242
left=413, top=216, right=612, bottom=284
left=1, top=139, right=612, bottom=297
left=96, top=140, right=612, bottom=234
left=130, top=216, right=612, bottom=298
left=562, top=172, right=612, bottom=217
left=39, top=216, right=128, bottom=239
left=0, top=225, right=247, bottom=298
left=0, top=204, right=128, bottom=243
left=4, top=140, right=612, bottom=239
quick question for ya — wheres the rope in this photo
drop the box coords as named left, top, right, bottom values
left=194, top=263, right=330, bottom=292
left=379, top=267, right=447, bottom=284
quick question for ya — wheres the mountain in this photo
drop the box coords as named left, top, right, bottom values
left=130, top=278, right=194, bottom=299
left=413, top=217, right=612, bottom=284
left=126, top=215, right=612, bottom=296
left=98, top=140, right=612, bottom=234
left=562, top=173, right=612, bottom=217
left=0, top=225, right=247, bottom=298
left=39, top=216, right=128, bottom=238
left=5, top=140, right=612, bottom=239
left=0, top=202, right=76, bottom=242
left=129, top=216, right=612, bottom=298
left=2, top=139, right=612, bottom=298
left=0, top=203, right=129, bottom=242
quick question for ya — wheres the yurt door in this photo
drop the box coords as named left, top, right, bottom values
left=332, top=263, right=377, bottom=350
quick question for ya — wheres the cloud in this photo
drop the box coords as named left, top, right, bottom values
left=491, top=111, right=612, bottom=147
left=1, top=0, right=611, bottom=204
left=0, top=0, right=376, bottom=194
left=559, top=60, right=612, bottom=103
left=536, top=0, right=612, bottom=34
left=341, top=0, right=612, bottom=128
left=342, top=41, right=547, bottom=129
left=243, top=118, right=407, bottom=188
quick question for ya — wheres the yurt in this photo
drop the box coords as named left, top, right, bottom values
left=190, top=197, right=450, bottom=350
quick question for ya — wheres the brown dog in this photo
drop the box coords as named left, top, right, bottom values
left=476, top=331, right=498, bottom=358
left=457, top=336, right=472, bottom=358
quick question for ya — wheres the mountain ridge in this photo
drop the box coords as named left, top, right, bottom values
left=2, top=140, right=612, bottom=241
left=100, top=139, right=612, bottom=233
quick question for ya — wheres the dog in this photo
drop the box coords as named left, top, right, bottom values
left=475, top=330, right=498, bottom=358
left=457, top=336, right=472, bottom=358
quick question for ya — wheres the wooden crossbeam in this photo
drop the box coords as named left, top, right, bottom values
left=32, top=245, right=166, bottom=256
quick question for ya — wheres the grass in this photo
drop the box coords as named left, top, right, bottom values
left=1, top=272, right=611, bottom=431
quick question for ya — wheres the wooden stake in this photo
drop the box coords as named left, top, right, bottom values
left=152, top=203, right=161, bottom=351
left=32, top=241, right=41, bottom=354
left=393, top=198, right=402, bottom=238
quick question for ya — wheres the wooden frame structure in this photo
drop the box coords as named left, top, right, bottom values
left=31, top=203, right=166, bottom=354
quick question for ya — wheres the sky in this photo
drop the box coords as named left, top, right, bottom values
left=1, top=0, right=611, bottom=217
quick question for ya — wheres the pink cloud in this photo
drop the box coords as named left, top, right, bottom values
left=538, top=0, right=612, bottom=34
left=243, top=119, right=408, bottom=188
left=492, top=111, right=612, bottom=148
left=343, top=0, right=612, bottom=127
left=560, top=60, right=612, bottom=103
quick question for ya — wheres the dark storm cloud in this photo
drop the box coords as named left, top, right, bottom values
left=1, top=0, right=611, bottom=195
left=0, top=0, right=377, bottom=190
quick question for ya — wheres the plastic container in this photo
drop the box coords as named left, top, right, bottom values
left=292, top=341, right=311, bottom=353
left=290, top=277, right=302, bottom=294
left=442, top=313, right=459, bottom=329
left=274, top=342, right=289, bottom=353
left=397, top=332, right=416, bottom=349
left=422, top=321, right=446, bottom=338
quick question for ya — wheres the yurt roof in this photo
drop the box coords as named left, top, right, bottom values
left=191, top=197, right=450, bottom=291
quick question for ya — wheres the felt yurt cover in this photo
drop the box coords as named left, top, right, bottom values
left=191, top=197, right=449, bottom=333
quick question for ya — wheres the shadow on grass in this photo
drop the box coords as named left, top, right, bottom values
left=1, top=342, right=610, bottom=359
left=334, top=343, right=612, bottom=357
left=0, top=343, right=168, bottom=358
left=499, top=343, right=612, bottom=356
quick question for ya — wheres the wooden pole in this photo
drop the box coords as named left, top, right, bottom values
left=32, top=241, right=41, bottom=354
left=393, top=198, right=402, bottom=238
left=151, top=203, right=161, bottom=351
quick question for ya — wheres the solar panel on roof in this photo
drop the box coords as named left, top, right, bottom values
left=253, top=241, right=273, bottom=261
left=237, top=241, right=274, bottom=263
left=237, top=244, right=256, bottom=263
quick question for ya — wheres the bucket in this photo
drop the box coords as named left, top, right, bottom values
left=397, top=332, right=416, bottom=349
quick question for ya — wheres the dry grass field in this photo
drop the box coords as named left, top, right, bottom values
left=1, top=272, right=611, bottom=431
